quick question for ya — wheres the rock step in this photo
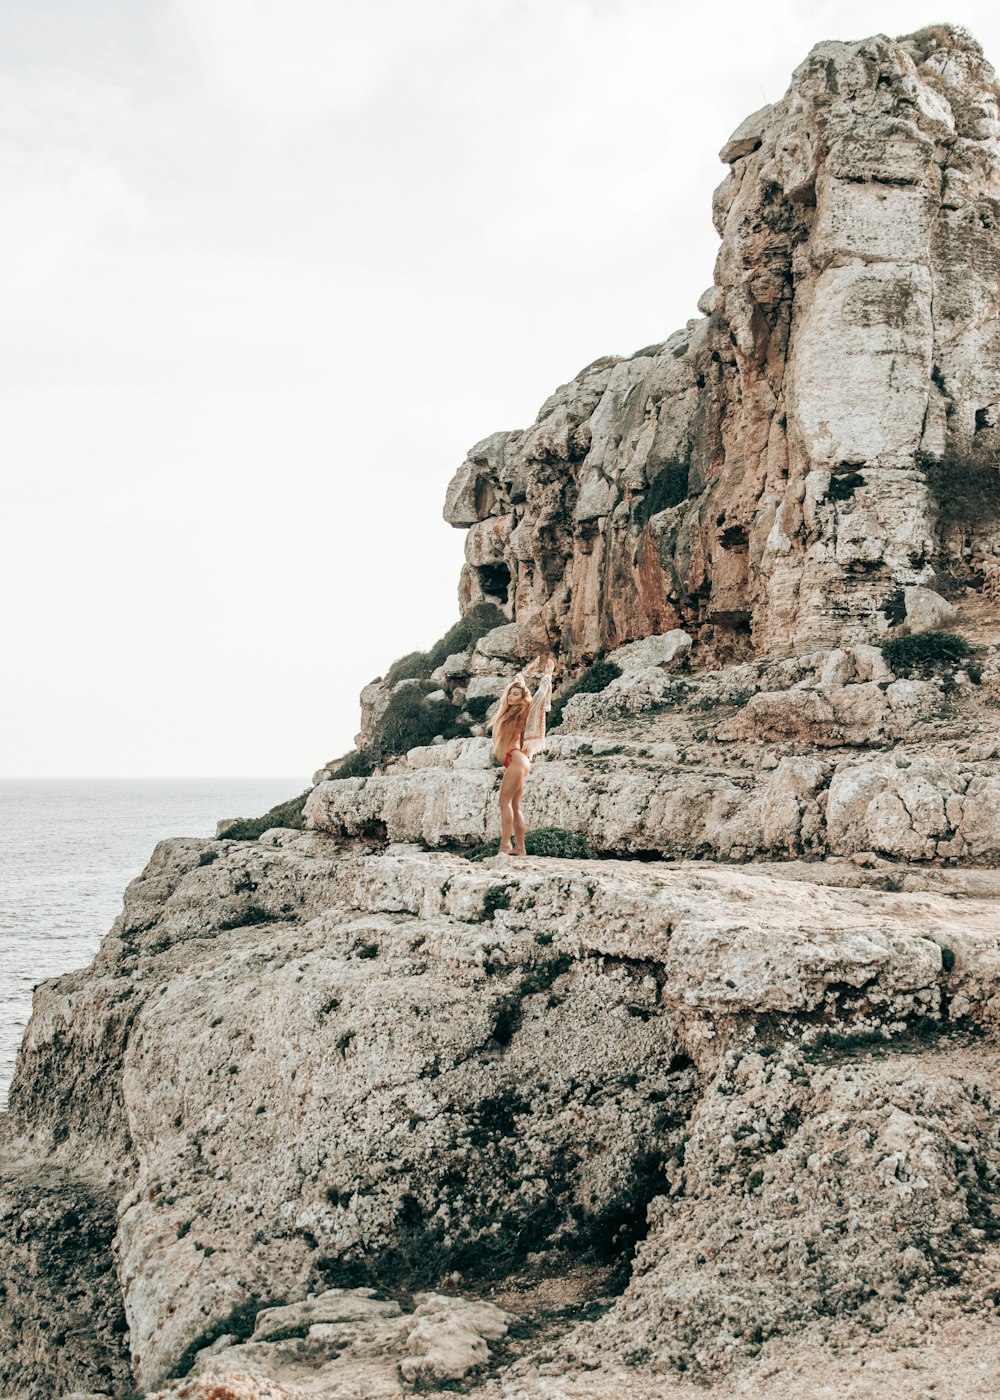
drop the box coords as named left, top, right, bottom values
left=306, top=743, right=1000, bottom=864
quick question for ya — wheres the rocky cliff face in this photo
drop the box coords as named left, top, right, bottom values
left=5, top=837, right=1000, bottom=1399
left=3, top=24, right=1000, bottom=1400
left=444, top=24, right=1000, bottom=664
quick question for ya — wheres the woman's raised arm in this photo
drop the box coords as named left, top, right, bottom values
left=521, top=658, right=555, bottom=755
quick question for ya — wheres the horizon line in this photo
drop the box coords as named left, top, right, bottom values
left=0, top=774, right=309, bottom=782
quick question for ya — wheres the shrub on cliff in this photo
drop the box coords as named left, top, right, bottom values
left=462, top=694, right=493, bottom=721
left=548, top=660, right=622, bottom=728
left=628, top=340, right=666, bottom=359
left=217, top=791, right=310, bottom=841
left=464, top=827, right=593, bottom=861
left=882, top=630, right=976, bottom=677
left=525, top=827, right=593, bottom=859
left=383, top=649, right=429, bottom=688
left=333, top=749, right=374, bottom=779
left=369, top=684, right=462, bottom=764
left=917, top=445, right=1000, bottom=531
left=384, top=602, right=506, bottom=687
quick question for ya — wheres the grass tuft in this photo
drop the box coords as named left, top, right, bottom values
left=333, top=749, right=374, bottom=779
left=464, top=828, right=594, bottom=862
left=480, top=885, right=513, bottom=920
left=524, top=828, right=594, bottom=859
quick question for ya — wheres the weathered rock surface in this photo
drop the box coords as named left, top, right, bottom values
left=4, top=832, right=1000, bottom=1397
left=0, top=1165, right=132, bottom=1399
left=139, top=1288, right=517, bottom=1398
left=443, top=25, right=1000, bottom=663
left=307, top=640, right=1000, bottom=865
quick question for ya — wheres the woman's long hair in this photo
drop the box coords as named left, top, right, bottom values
left=491, top=678, right=531, bottom=762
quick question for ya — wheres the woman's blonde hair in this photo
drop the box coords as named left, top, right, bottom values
left=491, top=678, right=531, bottom=762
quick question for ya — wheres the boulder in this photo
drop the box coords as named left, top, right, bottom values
left=903, top=585, right=957, bottom=635
left=464, top=674, right=510, bottom=701
left=607, top=629, right=693, bottom=672
left=473, top=618, right=549, bottom=663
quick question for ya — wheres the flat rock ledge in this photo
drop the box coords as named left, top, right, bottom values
left=306, top=743, right=1000, bottom=865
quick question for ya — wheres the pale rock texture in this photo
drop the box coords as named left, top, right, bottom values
left=606, top=630, right=693, bottom=673
left=904, top=585, right=958, bottom=634
left=442, top=25, right=1000, bottom=663
left=306, top=643, right=1000, bottom=863
left=563, top=1038, right=1000, bottom=1378
left=356, top=680, right=391, bottom=750
left=145, top=1289, right=516, bottom=1397
left=715, top=678, right=939, bottom=747
left=149, top=1375, right=301, bottom=1399
left=826, top=755, right=1000, bottom=860
left=4, top=833, right=1000, bottom=1396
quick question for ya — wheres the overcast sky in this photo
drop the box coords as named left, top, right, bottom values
left=3, top=0, right=998, bottom=778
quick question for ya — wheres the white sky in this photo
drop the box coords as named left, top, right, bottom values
left=2, top=0, right=998, bottom=778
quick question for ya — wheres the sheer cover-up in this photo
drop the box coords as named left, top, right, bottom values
left=501, top=669, right=552, bottom=761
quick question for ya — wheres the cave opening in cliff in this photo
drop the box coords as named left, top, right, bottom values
left=635, top=461, right=690, bottom=524
left=709, top=611, right=754, bottom=664
left=718, top=522, right=749, bottom=550
left=476, top=562, right=511, bottom=605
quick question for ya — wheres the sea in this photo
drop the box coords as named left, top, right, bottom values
left=0, top=777, right=303, bottom=1111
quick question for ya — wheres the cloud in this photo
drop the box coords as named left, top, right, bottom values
left=0, top=155, right=146, bottom=317
left=169, top=0, right=450, bottom=141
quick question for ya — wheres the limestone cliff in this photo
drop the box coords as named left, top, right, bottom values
left=6, top=835, right=1000, bottom=1400
left=3, top=25, right=1000, bottom=1400
left=444, top=24, right=1000, bottom=663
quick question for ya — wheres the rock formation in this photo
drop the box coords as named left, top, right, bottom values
left=444, top=23, right=1000, bottom=664
left=3, top=23, right=1000, bottom=1400
left=311, top=645, right=1000, bottom=865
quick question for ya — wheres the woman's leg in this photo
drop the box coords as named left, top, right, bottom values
left=499, top=754, right=530, bottom=854
left=512, top=775, right=528, bottom=856
left=498, top=764, right=519, bottom=853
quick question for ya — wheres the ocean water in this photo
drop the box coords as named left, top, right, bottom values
left=0, top=777, right=303, bottom=1110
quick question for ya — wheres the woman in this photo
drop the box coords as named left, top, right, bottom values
left=490, top=654, right=555, bottom=857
